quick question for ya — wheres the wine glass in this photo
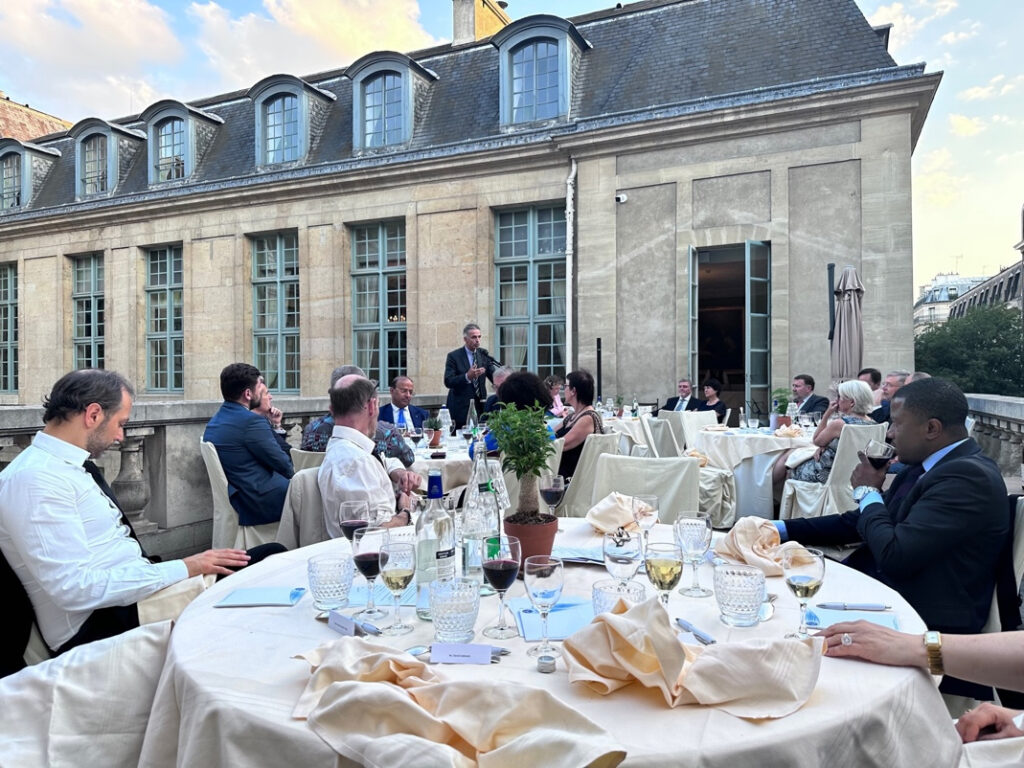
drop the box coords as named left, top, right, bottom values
left=853, top=440, right=898, bottom=501
left=352, top=526, right=389, bottom=620
left=523, top=555, right=564, bottom=657
left=673, top=512, right=713, bottom=597
left=603, top=529, right=642, bottom=585
left=782, top=546, right=825, bottom=638
left=460, top=426, right=474, bottom=449
left=338, top=500, right=370, bottom=541
left=409, top=428, right=424, bottom=457
left=644, top=542, right=684, bottom=606
left=632, top=494, right=659, bottom=551
left=380, top=541, right=415, bottom=635
left=482, top=535, right=521, bottom=639
left=539, top=474, right=565, bottom=516
left=798, top=412, right=814, bottom=433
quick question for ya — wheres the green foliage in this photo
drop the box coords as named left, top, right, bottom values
left=915, top=304, right=1023, bottom=396
left=486, top=403, right=556, bottom=481
left=771, top=388, right=790, bottom=414
left=423, top=416, right=443, bottom=430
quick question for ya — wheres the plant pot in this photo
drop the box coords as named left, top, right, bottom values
left=770, top=414, right=791, bottom=430
left=428, top=430, right=443, bottom=448
left=503, top=513, right=559, bottom=562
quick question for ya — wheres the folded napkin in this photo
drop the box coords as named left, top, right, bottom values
left=293, top=637, right=626, bottom=768
left=774, top=425, right=803, bottom=438
left=714, top=516, right=814, bottom=576
left=702, top=424, right=730, bottom=432
left=784, top=445, right=819, bottom=469
left=563, top=597, right=821, bottom=719
left=684, top=449, right=709, bottom=467
left=586, top=492, right=640, bottom=533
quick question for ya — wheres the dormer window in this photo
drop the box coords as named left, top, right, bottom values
left=492, top=15, right=591, bottom=128
left=155, top=118, right=185, bottom=180
left=82, top=134, right=108, bottom=195
left=0, top=139, right=61, bottom=211
left=247, top=75, right=336, bottom=168
left=141, top=100, right=223, bottom=185
left=1, top=153, right=21, bottom=209
left=69, top=118, right=144, bottom=199
left=345, top=52, right=438, bottom=152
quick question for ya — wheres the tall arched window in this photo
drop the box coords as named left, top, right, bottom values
left=364, top=72, right=404, bottom=148
left=263, top=94, right=299, bottom=164
left=1, top=153, right=21, bottom=209
left=155, top=117, right=186, bottom=181
left=81, top=135, right=108, bottom=195
left=510, top=40, right=560, bottom=124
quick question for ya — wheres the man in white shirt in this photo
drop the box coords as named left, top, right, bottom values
left=378, top=375, right=428, bottom=430
left=318, top=375, right=416, bottom=538
left=0, top=370, right=250, bottom=654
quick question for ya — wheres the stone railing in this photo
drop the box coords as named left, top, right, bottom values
left=966, top=394, right=1024, bottom=484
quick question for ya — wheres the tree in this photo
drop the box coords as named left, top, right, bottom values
left=915, top=304, right=1023, bottom=396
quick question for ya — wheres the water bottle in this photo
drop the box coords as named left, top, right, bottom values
left=631, top=392, right=639, bottom=418
left=414, top=470, right=455, bottom=620
left=461, top=434, right=501, bottom=594
left=438, top=406, right=453, bottom=446
left=785, top=401, right=799, bottom=424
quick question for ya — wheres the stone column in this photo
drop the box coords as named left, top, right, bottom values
left=112, top=427, right=158, bottom=534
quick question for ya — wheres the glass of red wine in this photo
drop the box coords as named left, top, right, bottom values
left=863, top=439, right=897, bottom=469
left=352, top=526, right=389, bottom=620
left=539, top=474, right=565, bottom=516
left=482, top=535, right=521, bottom=640
left=338, top=500, right=370, bottom=541
left=408, top=428, right=424, bottom=458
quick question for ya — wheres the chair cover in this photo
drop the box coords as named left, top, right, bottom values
left=560, top=433, right=620, bottom=518
left=290, top=448, right=326, bottom=471
left=640, top=417, right=681, bottom=458
left=656, top=410, right=687, bottom=451
left=681, top=411, right=719, bottom=451
left=276, top=468, right=329, bottom=550
left=200, top=439, right=279, bottom=549
left=698, top=465, right=737, bottom=528
left=590, top=454, right=701, bottom=524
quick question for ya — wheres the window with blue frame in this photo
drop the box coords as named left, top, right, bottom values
left=81, top=134, right=108, bottom=195
left=263, top=94, right=299, bottom=164
left=511, top=39, right=560, bottom=124
left=72, top=253, right=104, bottom=370
left=0, top=263, right=17, bottom=392
left=364, top=72, right=404, bottom=148
left=351, top=221, right=406, bottom=388
left=145, top=246, right=183, bottom=392
left=155, top=117, right=186, bottom=181
left=1, top=153, right=21, bottom=209
left=495, top=206, right=566, bottom=378
left=252, top=232, right=300, bottom=392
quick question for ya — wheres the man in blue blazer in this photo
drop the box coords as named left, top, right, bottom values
left=203, top=363, right=294, bottom=526
left=791, top=374, right=830, bottom=415
left=780, top=378, right=1006, bottom=698
left=444, top=323, right=499, bottom=428
left=378, top=375, right=428, bottom=430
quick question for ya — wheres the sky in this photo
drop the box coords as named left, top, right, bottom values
left=2, top=0, right=1022, bottom=290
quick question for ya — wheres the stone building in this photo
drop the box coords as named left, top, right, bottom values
left=0, top=92, right=71, bottom=142
left=913, top=273, right=987, bottom=336
left=0, top=0, right=939, bottom=422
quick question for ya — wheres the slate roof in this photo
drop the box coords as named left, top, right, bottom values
left=3, top=0, right=917, bottom=220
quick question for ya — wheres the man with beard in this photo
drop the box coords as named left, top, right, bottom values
left=203, top=363, right=294, bottom=528
left=0, top=370, right=250, bottom=657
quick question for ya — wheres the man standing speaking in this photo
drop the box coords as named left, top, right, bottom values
left=443, top=323, right=499, bottom=428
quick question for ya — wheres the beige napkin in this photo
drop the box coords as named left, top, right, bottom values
left=586, top=492, right=641, bottom=533
left=774, top=425, right=803, bottom=438
left=784, top=445, right=819, bottom=469
left=684, top=449, right=709, bottom=467
left=293, top=637, right=626, bottom=768
left=136, top=574, right=216, bottom=625
left=563, top=597, right=821, bottom=719
left=714, top=516, right=813, bottom=576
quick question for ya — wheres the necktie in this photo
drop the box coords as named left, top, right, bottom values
left=83, top=460, right=147, bottom=554
left=397, top=409, right=407, bottom=428
left=886, top=463, right=925, bottom=511
left=675, top=398, right=685, bottom=412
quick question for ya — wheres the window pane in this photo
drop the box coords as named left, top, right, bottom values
left=146, top=246, right=183, bottom=391
left=352, top=221, right=406, bottom=389
left=252, top=232, right=300, bottom=392
left=511, top=40, right=560, bottom=124
left=0, top=264, right=17, bottom=391
left=156, top=117, right=186, bottom=180
left=1, top=154, right=22, bottom=209
left=264, top=94, right=299, bottom=163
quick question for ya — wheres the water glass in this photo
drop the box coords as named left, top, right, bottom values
left=674, top=512, right=713, bottom=597
left=524, top=555, right=564, bottom=657
left=603, top=530, right=642, bottom=584
left=631, top=494, right=659, bottom=551
left=429, top=578, right=481, bottom=643
left=713, top=564, right=765, bottom=627
left=592, top=578, right=646, bottom=615
left=307, top=553, right=354, bottom=610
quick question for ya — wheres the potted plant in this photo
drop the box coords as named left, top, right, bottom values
left=770, top=388, right=791, bottom=430
left=614, top=394, right=624, bottom=418
left=486, top=403, right=558, bottom=559
left=423, top=416, right=444, bottom=448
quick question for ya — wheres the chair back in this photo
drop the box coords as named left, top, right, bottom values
left=723, top=408, right=732, bottom=427
left=276, top=468, right=328, bottom=550
left=824, top=422, right=888, bottom=511
left=560, top=432, right=620, bottom=517
left=590, top=454, right=701, bottom=524
left=640, top=416, right=681, bottom=458
left=681, top=411, right=718, bottom=450
left=200, top=439, right=240, bottom=550
left=1, top=550, right=35, bottom=678
left=655, top=410, right=687, bottom=451
left=290, top=448, right=326, bottom=471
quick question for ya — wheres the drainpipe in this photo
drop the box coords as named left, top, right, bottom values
left=565, top=155, right=577, bottom=369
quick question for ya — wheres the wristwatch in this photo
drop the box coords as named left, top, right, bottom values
left=852, top=485, right=879, bottom=502
left=923, top=631, right=943, bottom=676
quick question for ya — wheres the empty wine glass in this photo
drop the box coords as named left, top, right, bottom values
left=644, top=542, right=684, bottom=606
left=632, top=494, right=659, bottom=551
left=352, top=526, right=389, bottom=620
left=603, top=529, right=642, bottom=585
left=782, top=546, right=825, bottom=638
left=482, top=535, right=521, bottom=640
left=524, top=555, right=564, bottom=657
left=674, top=512, right=713, bottom=597
left=380, top=541, right=415, bottom=635
left=798, top=412, right=814, bottom=433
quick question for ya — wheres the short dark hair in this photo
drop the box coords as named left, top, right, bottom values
left=893, top=377, right=968, bottom=432
left=543, top=375, right=562, bottom=390
left=462, top=323, right=481, bottom=337
left=566, top=369, right=595, bottom=406
left=329, top=376, right=378, bottom=418
left=220, top=363, right=261, bottom=401
left=858, top=367, right=882, bottom=387
left=702, top=377, right=722, bottom=395
left=390, top=375, right=413, bottom=389
left=794, top=374, right=815, bottom=389
left=42, top=369, right=134, bottom=424
left=499, top=372, right=554, bottom=410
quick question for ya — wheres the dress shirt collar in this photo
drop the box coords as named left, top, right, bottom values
left=922, top=438, right=968, bottom=473
left=32, top=430, right=90, bottom=467
left=329, top=424, right=375, bottom=453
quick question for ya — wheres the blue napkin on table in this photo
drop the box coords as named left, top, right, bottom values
left=804, top=608, right=900, bottom=630
left=508, top=596, right=595, bottom=641
left=551, top=544, right=604, bottom=564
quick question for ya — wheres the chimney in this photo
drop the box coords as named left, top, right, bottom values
left=453, top=0, right=511, bottom=45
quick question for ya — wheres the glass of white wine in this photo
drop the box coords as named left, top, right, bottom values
left=380, top=541, right=415, bottom=636
left=782, top=546, right=825, bottom=638
left=644, top=542, right=684, bottom=607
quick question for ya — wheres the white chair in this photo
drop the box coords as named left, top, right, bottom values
left=200, top=439, right=279, bottom=549
left=655, top=410, right=687, bottom=452
left=982, top=496, right=1024, bottom=637
left=639, top=416, right=681, bottom=458
left=681, top=410, right=718, bottom=451
left=560, top=432, right=620, bottom=518
left=276, top=467, right=329, bottom=550
left=779, top=422, right=888, bottom=521
left=590, top=454, right=701, bottom=524
left=290, top=447, right=326, bottom=471
left=724, top=407, right=732, bottom=427
left=965, top=415, right=976, bottom=436
left=698, top=465, right=738, bottom=528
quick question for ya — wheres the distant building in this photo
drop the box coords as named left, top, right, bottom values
left=947, top=208, right=1024, bottom=321
left=913, top=273, right=987, bottom=335
left=0, top=91, right=71, bottom=141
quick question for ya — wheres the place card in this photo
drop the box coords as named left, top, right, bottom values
left=430, top=643, right=493, bottom=665
left=328, top=610, right=358, bottom=636
left=214, top=587, right=305, bottom=608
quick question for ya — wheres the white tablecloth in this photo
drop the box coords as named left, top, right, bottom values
left=695, top=429, right=813, bottom=519
left=139, top=520, right=962, bottom=767
left=412, top=447, right=473, bottom=491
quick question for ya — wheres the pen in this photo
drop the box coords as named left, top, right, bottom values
left=675, top=618, right=717, bottom=645
left=816, top=602, right=891, bottom=611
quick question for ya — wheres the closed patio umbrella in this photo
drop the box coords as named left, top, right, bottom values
left=830, top=265, right=864, bottom=382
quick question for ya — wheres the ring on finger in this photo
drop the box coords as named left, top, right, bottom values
left=840, top=632, right=853, bottom=647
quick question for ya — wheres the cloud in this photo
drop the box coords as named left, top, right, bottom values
left=958, top=74, right=1007, bottom=101
left=948, top=113, right=985, bottom=137
left=939, top=20, right=980, bottom=45
left=865, top=0, right=957, bottom=53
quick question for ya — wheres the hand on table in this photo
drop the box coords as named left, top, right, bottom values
left=390, top=468, right=422, bottom=494
left=820, top=620, right=925, bottom=668
left=183, top=548, right=250, bottom=577
left=957, top=703, right=1024, bottom=743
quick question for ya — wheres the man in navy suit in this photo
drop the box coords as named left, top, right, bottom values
left=378, top=375, right=428, bottom=430
left=203, top=363, right=294, bottom=526
left=444, top=323, right=499, bottom=428
left=791, top=374, right=830, bottom=415
left=780, top=378, right=1006, bottom=699
left=662, top=378, right=702, bottom=413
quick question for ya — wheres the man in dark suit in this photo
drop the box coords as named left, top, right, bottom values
left=662, top=378, right=702, bottom=413
left=791, top=374, right=830, bottom=415
left=780, top=378, right=1007, bottom=699
left=870, top=369, right=910, bottom=424
left=378, top=375, right=428, bottom=430
left=443, top=323, right=499, bottom=428
left=203, top=363, right=294, bottom=526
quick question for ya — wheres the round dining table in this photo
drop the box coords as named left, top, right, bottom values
left=138, top=520, right=962, bottom=768
left=411, top=444, right=474, bottom=491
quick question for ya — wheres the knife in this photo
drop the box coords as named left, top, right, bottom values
left=815, top=602, right=891, bottom=611
left=675, top=618, right=717, bottom=645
